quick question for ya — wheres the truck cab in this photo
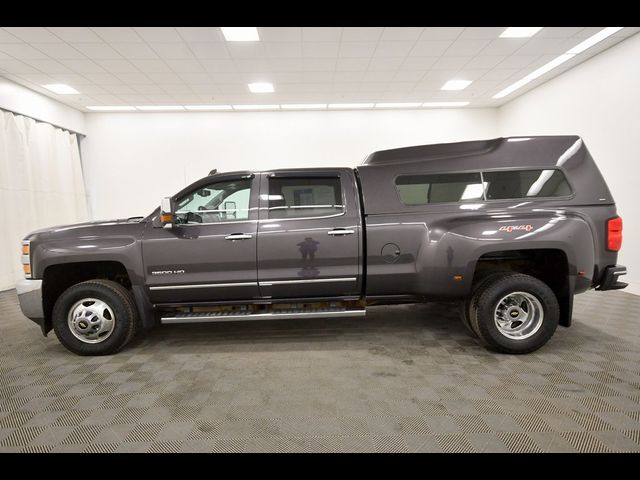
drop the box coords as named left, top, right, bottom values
left=145, top=168, right=363, bottom=304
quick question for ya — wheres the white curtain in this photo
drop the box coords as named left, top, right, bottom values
left=0, top=111, right=88, bottom=291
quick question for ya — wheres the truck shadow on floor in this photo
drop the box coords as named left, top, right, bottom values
left=123, top=301, right=640, bottom=358
left=129, top=303, right=466, bottom=350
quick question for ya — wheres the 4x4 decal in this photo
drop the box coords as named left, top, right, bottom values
left=499, top=224, right=534, bottom=233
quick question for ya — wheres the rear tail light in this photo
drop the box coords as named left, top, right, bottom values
left=607, top=216, right=623, bottom=252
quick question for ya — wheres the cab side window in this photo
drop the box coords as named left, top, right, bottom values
left=175, top=179, right=252, bottom=224
left=267, top=177, right=343, bottom=219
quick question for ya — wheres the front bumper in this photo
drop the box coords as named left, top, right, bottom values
left=596, top=265, right=628, bottom=291
left=16, top=278, right=45, bottom=321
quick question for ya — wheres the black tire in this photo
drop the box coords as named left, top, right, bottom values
left=469, top=273, right=559, bottom=354
left=458, top=272, right=510, bottom=337
left=52, top=279, right=139, bottom=356
left=457, top=300, right=476, bottom=336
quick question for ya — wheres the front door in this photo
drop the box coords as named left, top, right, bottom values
left=143, top=174, right=260, bottom=303
left=256, top=170, right=362, bottom=299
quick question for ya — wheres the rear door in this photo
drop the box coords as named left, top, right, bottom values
left=256, top=169, right=362, bottom=299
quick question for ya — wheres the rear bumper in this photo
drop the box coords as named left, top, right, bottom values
left=596, top=265, right=628, bottom=291
left=16, top=278, right=46, bottom=331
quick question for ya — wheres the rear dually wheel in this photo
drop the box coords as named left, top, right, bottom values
left=469, top=273, right=559, bottom=354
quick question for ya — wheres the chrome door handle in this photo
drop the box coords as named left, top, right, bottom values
left=327, top=229, right=355, bottom=236
left=225, top=233, right=253, bottom=240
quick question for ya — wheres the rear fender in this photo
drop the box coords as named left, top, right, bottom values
left=415, top=210, right=594, bottom=298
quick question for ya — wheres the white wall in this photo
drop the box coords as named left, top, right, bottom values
left=498, top=32, right=640, bottom=292
left=82, top=108, right=498, bottom=219
left=0, top=78, right=85, bottom=135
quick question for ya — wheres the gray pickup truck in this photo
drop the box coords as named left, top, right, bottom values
left=16, top=135, right=627, bottom=356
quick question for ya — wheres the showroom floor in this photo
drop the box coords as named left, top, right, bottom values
left=1, top=288, right=639, bottom=453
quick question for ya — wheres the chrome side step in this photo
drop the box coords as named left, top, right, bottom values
left=160, top=308, right=366, bottom=324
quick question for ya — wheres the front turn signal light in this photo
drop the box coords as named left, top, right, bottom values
left=21, top=241, right=32, bottom=278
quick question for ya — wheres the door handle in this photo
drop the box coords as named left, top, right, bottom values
left=225, top=233, right=253, bottom=240
left=327, top=229, right=355, bottom=236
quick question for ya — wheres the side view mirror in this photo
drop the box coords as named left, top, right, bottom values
left=160, top=197, right=175, bottom=229
left=223, top=201, right=236, bottom=219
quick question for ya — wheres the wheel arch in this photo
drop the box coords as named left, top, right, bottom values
left=41, top=260, right=139, bottom=335
left=470, top=248, right=574, bottom=327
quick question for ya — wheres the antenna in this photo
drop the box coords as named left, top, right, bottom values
left=208, top=169, right=217, bottom=176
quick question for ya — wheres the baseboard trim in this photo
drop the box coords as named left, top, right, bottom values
left=622, top=282, right=640, bottom=296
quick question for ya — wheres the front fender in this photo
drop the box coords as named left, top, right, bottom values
left=33, top=234, right=145, bottom=285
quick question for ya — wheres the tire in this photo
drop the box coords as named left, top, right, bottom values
left=469, top=273, right=559, bottom=354
left=457, top=300, right=476, bottom=336
left=458, top=272, right=510, bottom=338
left=52, top=279, right=139, bottom=356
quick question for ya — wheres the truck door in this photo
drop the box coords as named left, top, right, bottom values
left=256, top=169, right=362, bottom=299
left=142, top=173, right=260, bottom=303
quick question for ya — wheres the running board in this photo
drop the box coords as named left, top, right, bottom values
left=160, top=308, right=366, bottom=324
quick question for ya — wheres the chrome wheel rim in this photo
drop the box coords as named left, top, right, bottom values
left=67, top=298, right=115, bottom=344
left=493, top=291, right=543, bottom=340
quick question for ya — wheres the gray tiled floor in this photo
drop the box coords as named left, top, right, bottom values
left=1, top=288, right=640, bottom=452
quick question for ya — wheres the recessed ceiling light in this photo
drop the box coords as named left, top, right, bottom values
left=441, top=80, right=472, bottom=91
left=184, top=105, right=233, bottom=111
left=280, top=104, right=328, bottom=110
left=42, top=84, right=79, bottom=94
left=327, top=103, right=375, bottom=109
left=86, top=106, right=136, bottom=111
left=221, top=27, right=259, bottom=42
left=374, top=102, right=423, bottom=108
left=567, top=27, right=623, bottom=54
left=422, top=102, right=470, bottom=107
left=500, top=27, right=543, bottom=38
left=248, top=82, right=274, bottom=93
left=232, top=105, right=280, bottom=110
left=493, top=27, right=623, bottom=100
left=135, top=105, right=185, bottom=111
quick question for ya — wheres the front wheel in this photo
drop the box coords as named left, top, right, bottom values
left=52, top=279, right=139, bottom=356
left=469, top=273, right=559, bottom=354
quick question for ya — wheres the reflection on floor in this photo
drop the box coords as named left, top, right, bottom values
left=1, top=288, right=639, bottom=452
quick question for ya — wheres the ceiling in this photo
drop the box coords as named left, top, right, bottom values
left=0, top=27, right=638, bottom=112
